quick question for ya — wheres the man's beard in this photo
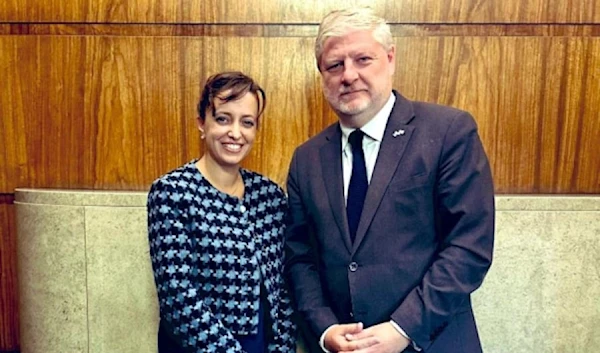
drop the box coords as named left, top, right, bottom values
left=324, top=87, right=371, bottom=116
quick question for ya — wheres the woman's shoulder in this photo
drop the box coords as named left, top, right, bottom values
left=242, top=169, right=286, bottom=197
left=152, top=160, right=198, bottom=183
left=149, top=160, right=200, bottom=193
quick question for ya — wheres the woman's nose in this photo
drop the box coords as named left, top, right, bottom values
left=228, top=124, right=241, bottom=138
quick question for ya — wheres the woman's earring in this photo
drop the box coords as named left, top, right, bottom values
left=199, top=128, right=205, bottom=140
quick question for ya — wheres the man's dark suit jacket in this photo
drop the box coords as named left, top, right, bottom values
left=285, top=91, right=495, bottom=353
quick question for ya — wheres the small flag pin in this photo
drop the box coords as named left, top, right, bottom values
left=392, top=129, right=405, bottom=137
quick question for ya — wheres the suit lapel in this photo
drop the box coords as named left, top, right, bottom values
left=352, top=92, right=416, bottom=253
left=320, top=125, right=353, bottom=253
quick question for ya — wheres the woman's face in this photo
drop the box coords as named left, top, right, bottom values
left=198, top=91, right=259, bottom=169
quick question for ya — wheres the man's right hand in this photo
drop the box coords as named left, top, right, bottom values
left=324, top=322, right=379, bottom=352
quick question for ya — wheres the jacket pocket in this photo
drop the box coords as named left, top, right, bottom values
left=388, top=172, right=431, bottom=193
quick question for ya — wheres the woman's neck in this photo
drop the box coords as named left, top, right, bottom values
left=196, top=156, right=244, bottom=198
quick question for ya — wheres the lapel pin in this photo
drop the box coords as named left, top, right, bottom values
left=392, top=129, right=405, bottom=137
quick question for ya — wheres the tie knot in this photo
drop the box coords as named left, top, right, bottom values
left=348, top=129, right=364, bottom=150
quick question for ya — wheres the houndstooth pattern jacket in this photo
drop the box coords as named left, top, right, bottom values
left=147, top=161, right=296, bottom=353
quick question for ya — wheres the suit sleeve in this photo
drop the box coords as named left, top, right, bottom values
left=391, top=111, right=495, bottom=350
left=284, top=150, right=339, bottom=338
left=147, top=180, right=245, bottom=353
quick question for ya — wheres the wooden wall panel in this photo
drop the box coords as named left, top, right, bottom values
left=1, top=34, right=599, bottom=193
left=0, top=36, right=194, bottom=191
left=1, top=0, right=599, bottom=24
left=394, top=37, right=600, bottom=193
left=0, top=38, right=27, bottom=193
left=3, top=23, right=600, bottom=38
left=0, top=199, right=18, bottom=351
left=2, top=36, right=89, bottom=191
left=0, top=36, right=323, bottom=190
left=83, top=37, right=192, bottom=189
left=576, top=45, right=600, bottom=192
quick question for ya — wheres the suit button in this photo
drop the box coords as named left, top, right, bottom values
left=348, top=262, right=358, bottom=272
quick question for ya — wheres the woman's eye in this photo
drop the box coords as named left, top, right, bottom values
left=242, top=120, right=256, bottom=127
left=215, top=116, right=228, bottom=124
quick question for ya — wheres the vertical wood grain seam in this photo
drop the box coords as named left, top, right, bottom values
left=553, top=39, right=569, bottom=192
left=533, top=39, right=549, bottom=193
left=570, top=39, right=589, bottom=191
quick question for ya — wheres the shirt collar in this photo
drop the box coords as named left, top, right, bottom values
left=340, top=93, right=396, bottom=149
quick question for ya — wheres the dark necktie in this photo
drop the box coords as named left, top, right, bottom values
left=346, top=129, right=368, bottom=242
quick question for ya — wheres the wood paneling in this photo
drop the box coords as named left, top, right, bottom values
left=0, top=36, right=318, bottom=190
left=83, top=36, right=192, bottom=189
left=0, top=40, right=27, bottom=193
left=0, top=198, right=18, bottom=351
left=1, top=0, right=599, bottom=24
left=1, top=35, right=599, bottom=193
left=1, top=36, right=190, bottom=190
left=394, top=37, right=600, bottom=193
left=3, top=23, right=600, bottom=37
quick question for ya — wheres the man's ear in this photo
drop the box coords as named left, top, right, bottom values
left=387, top=45, right=396, bottom=76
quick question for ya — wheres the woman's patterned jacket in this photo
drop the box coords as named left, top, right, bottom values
left=147, top=161, right=296, bottom=353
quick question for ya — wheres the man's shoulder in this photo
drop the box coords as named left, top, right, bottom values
left=410, top=99, right=468, bottom=120
left=298, top=122, right=340, bottom=149
left=397, top=97, right=474, bottom=131
left=295, top=122, right=339, bottom=152
left=390, top=91, right=472, bottom=128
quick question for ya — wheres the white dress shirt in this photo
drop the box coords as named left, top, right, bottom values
left=339, top=94, right=396, bottom=201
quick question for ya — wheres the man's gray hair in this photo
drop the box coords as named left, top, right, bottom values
left=315, top=7, right=393, bottom=70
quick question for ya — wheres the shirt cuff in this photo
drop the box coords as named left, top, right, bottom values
left=319, top=324, right=336, bottom=353
left=389, top=320, right=421, bottom=351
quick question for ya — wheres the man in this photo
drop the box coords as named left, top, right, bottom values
left=285, top=7, right=494, bottom=353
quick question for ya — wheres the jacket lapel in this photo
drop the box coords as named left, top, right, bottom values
left=320, top=125, right=353, bottom=253
left=352, top=92, right=416, bottom=253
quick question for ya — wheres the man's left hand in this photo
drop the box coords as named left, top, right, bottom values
left=339, top=322, right=410, bottom=353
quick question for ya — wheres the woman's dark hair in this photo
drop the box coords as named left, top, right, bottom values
left=197, top=71, right=266, bottom=123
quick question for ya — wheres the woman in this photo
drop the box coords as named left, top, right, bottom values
left=147, top=72, right=296, bottom=353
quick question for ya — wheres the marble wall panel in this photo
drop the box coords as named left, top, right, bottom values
left=15, top=203, right=88, bottom=353
left=85, top=206, right=158, bottom=353
left=15, top=190, right=600, bottom=353
left=473, top=197, right=600, bottom=353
